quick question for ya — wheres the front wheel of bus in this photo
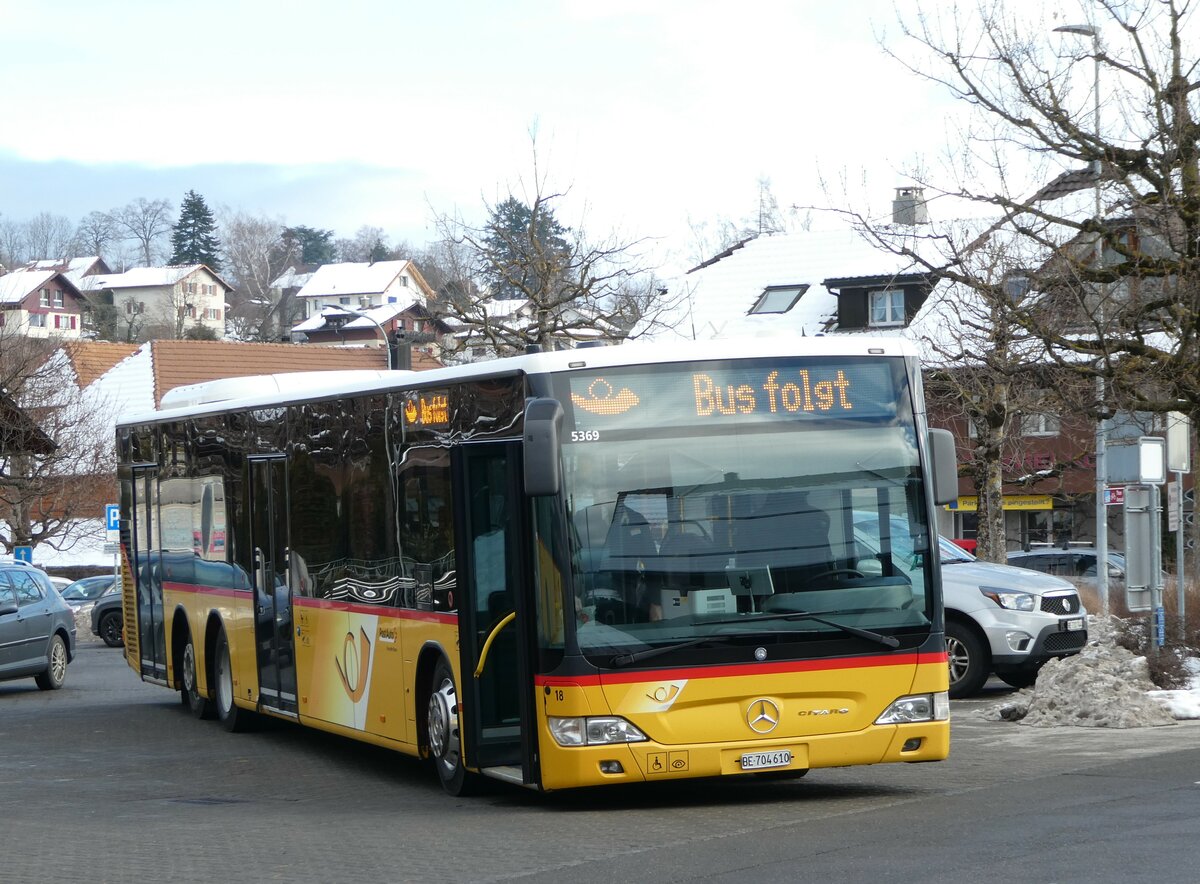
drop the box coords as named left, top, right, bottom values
left=427, top=659, right=478, bottom=795
left=214, top=625, right=250, bottom=733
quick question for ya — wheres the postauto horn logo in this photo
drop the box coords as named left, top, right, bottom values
left=571, top=378, right=640, bottom=416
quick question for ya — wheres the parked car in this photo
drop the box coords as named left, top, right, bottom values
left=1007, top=548, right=1127, bottom=583
left=59, top=576, right=117, bottom=611
left=853, top=518, right=1087, bottom=697
left=90, top=589, right=125, bottom=648
left=0, top=560, right=77, bottom=690
left=48, top=575, right=73, bottom=594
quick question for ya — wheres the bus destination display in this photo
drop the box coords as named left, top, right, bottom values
left=566, top=359, right=900, bottom=432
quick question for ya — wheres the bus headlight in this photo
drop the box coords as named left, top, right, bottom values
left=875, top=692, right=950, bottom=725
left=548, top=716, right=649, bottom=746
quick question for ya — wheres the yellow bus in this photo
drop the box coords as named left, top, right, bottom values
left=115, top=337, right=957, bottom=794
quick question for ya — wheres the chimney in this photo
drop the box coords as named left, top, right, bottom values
left=892, top=187, right=928, bottom=225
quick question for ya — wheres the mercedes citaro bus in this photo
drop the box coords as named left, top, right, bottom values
left=114, top=336, right=957, bottom=794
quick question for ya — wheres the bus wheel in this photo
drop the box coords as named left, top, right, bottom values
left=214, top=625, right=250, bottom=732
left=427, top=660, right=477, bottom=795
left=180, top=631, right=213, bottom=720
left=945, top=620, right=989, bottom=699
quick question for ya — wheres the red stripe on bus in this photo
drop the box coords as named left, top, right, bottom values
left=537, top=651, right=937, bottom=687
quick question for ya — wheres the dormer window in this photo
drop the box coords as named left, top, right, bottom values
left=749, top=284, right=808, bottom=315
left=868, top=289, right=904, bottom=327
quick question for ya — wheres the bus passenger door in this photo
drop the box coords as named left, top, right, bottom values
left=454, top=442, right=537, bottom=784
left=248, top=456, right=297, bottom=714
left=130, top=466, right=167, bottom=682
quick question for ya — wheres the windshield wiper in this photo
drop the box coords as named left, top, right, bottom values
left=611, top=635, right=732, bottom=668
left=701, top=610, right=901, bottom=649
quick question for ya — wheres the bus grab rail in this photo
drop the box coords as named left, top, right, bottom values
left=474, top=611, right=516, bottom=678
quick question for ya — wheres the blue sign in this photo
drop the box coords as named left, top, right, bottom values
left=105, top=504, right=120, bottom=532
left=1155, top=606, right=1166, bottom=646
left=14, top=545, right=32, bottom=564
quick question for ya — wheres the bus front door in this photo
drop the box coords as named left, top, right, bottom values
left=454, top=442, right=537, bottom=785
left=248, top=456, right=297, bottom=715
left=131, top=466, right=167, bottom=682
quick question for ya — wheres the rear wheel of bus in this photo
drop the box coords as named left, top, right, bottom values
left=214, top=624, right=250, bottom=732
left=426, top=658, right=478, bottom=795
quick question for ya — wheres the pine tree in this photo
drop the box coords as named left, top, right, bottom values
left=169, top=190, right=221, bottom=269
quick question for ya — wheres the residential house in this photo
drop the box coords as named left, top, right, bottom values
left=93, top=264, right=233, bottom=339
left=291, top=260, right=450, bottom=365
left=0, top=269, right=87, bottom=339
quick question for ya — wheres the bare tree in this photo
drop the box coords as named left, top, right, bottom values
left=432, top=151, right=673, bottom=357
left=220, top=211, right=294, bottom=341
left=111, top=198, right=174, bottom=266
left=0, top=332, right=114, bottom=556
left=23, top=212, right=75, bottom=261
left=73, top=210, right=120, bottom=260
left=0, top=216, right=27, bottom=267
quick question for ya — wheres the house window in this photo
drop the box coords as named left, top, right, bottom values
left=40, top=289, right=50, bottom=307
left=868, top=289, right=904, bottom=327
left=0, top=312, right=6, bottom=326
left=1019, top=413, right=1060, bottom=437
left=29, top=313, right=46, bottom=328
left=401, top=276, right=408, bottom=287
left=339, top=297, right=350, bottom=305
left=388, top=296, right=397, bottom=304
left=204, top=308, right=221, bottom=321
left=1002, top=273, right=1031, bottom=301
left=749, top=285, right=808, bottom=315
left=54, top=289, right=63, bottom=307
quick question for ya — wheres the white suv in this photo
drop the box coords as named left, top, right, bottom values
left=853, top=519, right=1088, bottom=697
left=937, top=539, right=1086, bottom=697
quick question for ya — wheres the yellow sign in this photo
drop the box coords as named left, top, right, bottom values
left=402, top=391, right=449, bottom=428
left=693, top=369, right=854, bottom=417
left=947, top=495, right=1053, bottom=512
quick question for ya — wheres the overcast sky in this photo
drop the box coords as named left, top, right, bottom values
left=1, top=0, right=998, bottom=272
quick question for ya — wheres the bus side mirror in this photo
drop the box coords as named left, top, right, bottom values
left=524, top=398, right=564, bottom=497
left=928, top=428, right=958, bottom=506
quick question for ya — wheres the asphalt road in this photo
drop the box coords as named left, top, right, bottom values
left=3, top=637, right=1198, bottom=884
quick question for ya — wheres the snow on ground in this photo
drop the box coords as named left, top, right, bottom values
left=982, top=616, right=1200, bottom=727
left=3, top=519, right=116, bottom=570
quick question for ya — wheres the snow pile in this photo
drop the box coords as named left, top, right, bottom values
left=1149, top=659, right=1200, bottom=720
left=984, top=616, right=1198, bottom=728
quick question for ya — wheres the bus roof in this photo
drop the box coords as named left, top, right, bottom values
left=117, top=334, right=916, bottom=428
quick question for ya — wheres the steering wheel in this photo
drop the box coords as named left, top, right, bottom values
left=808, top=568, right=866, bottom=582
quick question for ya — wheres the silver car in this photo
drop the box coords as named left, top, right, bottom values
left=0, top=561, right=77, bottom=690
left=854, top=519, right=1087, bottom=697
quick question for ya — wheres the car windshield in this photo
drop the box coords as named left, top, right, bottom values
left=549, top=356, right=937, bottom=668
left=61, top=578, right=114, bottom=601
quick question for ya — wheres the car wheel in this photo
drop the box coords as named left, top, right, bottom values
left=997, top=669, right=1039, bottom=690
left=35, top=634, right=68, bottom=691
left=426, top=659, right=478, bottom=795
left=99, top=610, right=124, bottom=648
left=945, top=620, right=989, bottom=698
left=180, top=631, right=214, bottom=719
left=214, top=624, right=250, bottom=732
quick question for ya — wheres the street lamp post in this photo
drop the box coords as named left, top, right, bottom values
left=326, top=305, right=393, bottom=370
left=1055, top=23, right=1107, bottom=614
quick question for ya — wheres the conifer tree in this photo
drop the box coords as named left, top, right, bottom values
left=169, top=190, right=221, bottom=269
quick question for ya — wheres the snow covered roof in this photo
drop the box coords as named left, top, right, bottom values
left=295, top=260, right=417, bottom=299
left=96, top=264, right=232, bottom=292
left=639, top=226, right=938, bottom=342
left=0, top=269, right=57, bottom=304
left=270, top=266, right=317, bottom=290
left=292, top=301, right=422, bottom=333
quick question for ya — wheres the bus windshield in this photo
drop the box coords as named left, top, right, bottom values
left=553, top=356, right=936, bottom=668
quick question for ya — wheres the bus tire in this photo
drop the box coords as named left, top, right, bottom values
left=945, top=619, right=989, bottom=698
left=214, top=624, right=250, bottom=733
left=426, top=659, right=478, bottom=796
left=180, top=630, right=214, bottom=719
